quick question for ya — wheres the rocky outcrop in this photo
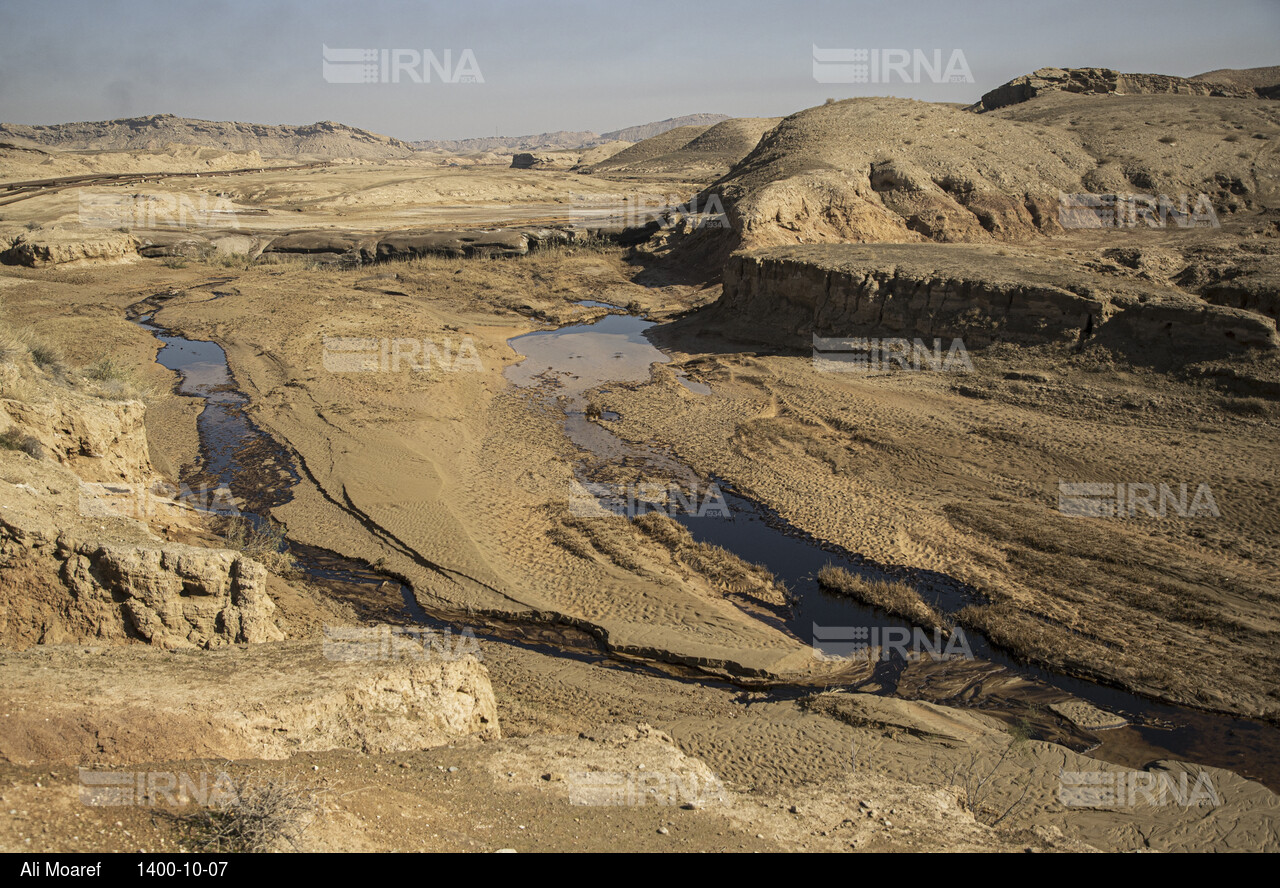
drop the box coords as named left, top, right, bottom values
left=371, top=229, right=530, bottom=260
left=973, top=67, right=1266, bottom=113
left=254, top=225, right=625, bottom=266
left=0, top=365, right=286, bottom=651
left=0, top=453, right=283, bottom=650
left=720, top=245, right=1101, bottom=348
left=716, top=244, right=1280, bottom=360
left=511, top=152, right=561, bottom=169
left=263, top=230, right=375, bottom=257
left=0, top=230, right=139, bottom=267
left=0, top=640, right=498, bottom=765
left=0, top=395, right=152, bottom=483
left=134, top=230, right=266, bottom=260
left=61, top=542, right=284, bottom=649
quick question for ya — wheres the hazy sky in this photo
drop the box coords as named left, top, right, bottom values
left=1, top=0, right=1276, bottom=141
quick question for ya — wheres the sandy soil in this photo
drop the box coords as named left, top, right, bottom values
left=1, top=150, right=1277, bottom=851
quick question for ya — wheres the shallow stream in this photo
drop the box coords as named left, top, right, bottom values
left=130, top=295, right=1280, bottom=792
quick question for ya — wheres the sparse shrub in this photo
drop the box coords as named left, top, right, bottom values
left=1157, top=136, right=1177, bottom=144
left=208, top=251, right=252, bottom=269
left=1221, top=396, right=1268, bottom=416
left=83, top=357, right=150, bottom=400
left=23, top=221, right=40, bottom=231
left=218, top=516, right=298, bottom=574
left=0, top=428, right=44, bottom=459
left=84, top=357, right=131, bottom=383
left=161, top=257, right=190, bottom=269
left=0, top=331, right=27, bottom=364
left=633, top=511, right=791, bottom=606
left=192, top=775, right=318, bottom=853
left=939, top=727, right=1033, bottom=827
left=29, top=342, right=64, bottom=372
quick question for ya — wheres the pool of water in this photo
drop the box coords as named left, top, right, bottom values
left=124, top=296, right=1280, bottom=793
left=505, top=309, right=1280, bottom=790
left=139, top=315, right=299, bottom=514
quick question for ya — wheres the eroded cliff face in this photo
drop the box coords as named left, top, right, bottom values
left=716, top=244, right=1280, bottom=359
left=0, top=640, right=498, bottom=765
left=0, top=230, right=140, bottom=267
left=0, top=391, right=152, bottom=482
left=0, top=359, right=286, bottom=650
left=973, top=67, right=1267, bottom=113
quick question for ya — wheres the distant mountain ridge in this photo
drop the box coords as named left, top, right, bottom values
left=0, top=114, right=417, bottom=159
left=1, top=112, right=734, bottom=160
left=410, top=113, right=730, bottom=154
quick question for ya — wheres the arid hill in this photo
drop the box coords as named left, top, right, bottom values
left=646, top=84, right=1279, bottom=266
left=410, top=113, right=730, bottom=154
left=691, top=97, right=1096, bottom=250
left=986, top=91, right=1280, bottom=211
left=0, top=114, right=416, bottom=160
left=1194, top=65, right=1280, bottom=91
left=411, top=129, right=602, bottom=154
left=584, top=117, right=782, bottom=178
left=584, top=124, right=719, bottom=174
left=601, top=113, right=730, bottom=143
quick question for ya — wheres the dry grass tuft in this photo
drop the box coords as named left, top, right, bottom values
left=217, top=516, right=299, bottom=575
left=634, top=511, right=792, bottom=606
left=817, top=564, right=943, bottom=630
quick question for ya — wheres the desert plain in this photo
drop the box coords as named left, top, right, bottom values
left=0, top=66, right=1278, bottom=852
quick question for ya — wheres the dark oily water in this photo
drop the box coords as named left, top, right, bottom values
left=126, top=301, right=1280, bottom=793
left=138, top=315, right=298, bottom=513
left=507, top=312, right=1280, bottom=791
left=130, top=304, right=727, bottom=679
left=133, top=308, right=452, bottom=631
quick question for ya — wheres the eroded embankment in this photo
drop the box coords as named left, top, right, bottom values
left=716, top=244, right=1280, bottom=359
